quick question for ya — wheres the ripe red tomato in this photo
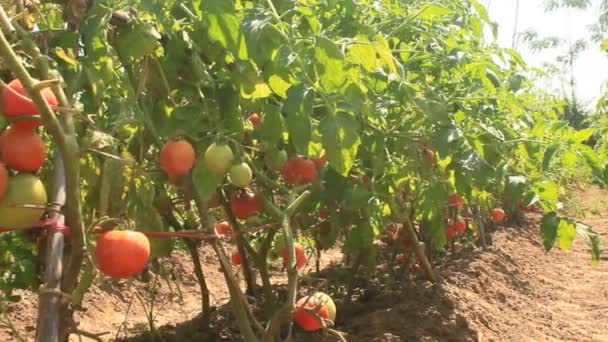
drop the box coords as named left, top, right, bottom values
left=160, top=139, right=195, bottom=177
left=0, top=163, right=7, bottom=201
left=410, top=263, right=421, bottom=271
left=281, top=242, right=307, bottom=269
left=248, top=113, right=261, bottom=129
left=216, top=221, right=232, bottom=236
left=231, top=252, right=242, bottom=266
left=452, top=219, right=466, bottom=233
left=448, top=194, right=464, bottom=207
left=229, top=189, right=262, bottom=219
left=423, top=148, right=436, bottom=168
left=1, top=79, right=58, bottom=128
left=518, top=199, right=534, bottom=212
left=491, top=208, right=506, bottom=223
left=281, top=156, right=318, bottom=185
left=1, top=126, right=46, bottom=172
left=445, top=227, right=458, bottom=240
left=395, top=253, right=408, bottom=264
left=95, top=230, right=150, bottom=278
left=294, top=295, right=330, bottom=331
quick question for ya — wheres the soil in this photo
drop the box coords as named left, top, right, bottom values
left=1, top=186, right=607, bottom=342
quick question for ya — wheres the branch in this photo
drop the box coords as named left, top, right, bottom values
left=263, top=191, right=311, bottom=342
left=0, top=8, right=86, bottom=340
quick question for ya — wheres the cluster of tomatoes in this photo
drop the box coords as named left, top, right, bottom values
left=0, top=79, right=52, bottom=230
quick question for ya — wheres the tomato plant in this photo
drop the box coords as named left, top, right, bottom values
left=0, top=0, right=603, bottom=340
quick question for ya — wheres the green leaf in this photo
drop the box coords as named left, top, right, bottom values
left=533, top=180, right=559, bottom=203
left=344, top=222, right=374, bottom=254
left=418, top=5, right=453, bottom=20
left=260, top=104, right=285, bottom=144
left=504, top=175, right=526, bottom=204
left=200, top=0, right=248, bottom=60
left=342, top=185, right=372, bottom=210
left=320, top=113, right=361, bottom=176
left=574, top=222, right=601, bottom=264
left=415, top=98, right=450, bottom=123
left=315, top=37, right=346, bottom=92
left=557, top=219, right=576, bottom=251
left=192, top=157, right=224, bottom=202
left=218, top=84, right=244, bottom=138
left=540, top=212, right=559, bottom=252
left=115, top=23, right=160, bottom=61
left=421, top=208, right=446, bottom=249
left=542, top=145, right=559, bottom=171
left=283, top=84, right=313, bottom=154
left=571, top=128, right=594, bottom=143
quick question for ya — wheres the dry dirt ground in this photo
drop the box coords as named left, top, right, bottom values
left=1, top=187, right=607, bottom=341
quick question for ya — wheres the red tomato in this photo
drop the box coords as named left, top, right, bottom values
left=0, top=163, right=7, bottom=200
left=281, top=156, right=318, bottom=185
left=1, top=79, right=58, bottom=129
left=410, top=263, right=421, bottom=271
left=448, top=194, right=464, bottom=207
left=395, top=253, right=408, bottom=264
left=160, top=139, right=196, bottom=177
left=491, top=208, right=506, bottom=223
left=518, top=199, right=534, bottom=212
left=452, top=219, right=466, bottom=233
left=216, top=221, right=232, bottom=236
left=294, top=296, right=330, bottom=331
left=1, top=126, right=46, bottom=172
left=231, top=252, right=242, bottom=266
left=229, top=189, right=262, bottom=219
left=248, top=113, right=261, bottom=129
left=445, top=227, right=458, bottom=240
left=95, top=230, right=150, bottom=278
left=281, top=242, right=307, bottom=269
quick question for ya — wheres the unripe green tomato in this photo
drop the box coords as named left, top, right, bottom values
left=265, top=150, right=288, bottom=171
left=229, top=162, right=253, bottom=188
left=203, top=143, right=234, bottom=174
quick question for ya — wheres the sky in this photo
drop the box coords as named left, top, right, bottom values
left=485, top=0, right=608, bottom=106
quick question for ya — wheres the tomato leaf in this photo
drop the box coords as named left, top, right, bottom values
left=115, top=23, right=160, bottom=61
left=260, top=104, right=285, bottom=144
left=540, top=212, right=559, bottom=252
left=192, top=157, right=224, bottom=202
left=199, top=0, right=248, bottom=60
left=557, top=219, right=576, bottom=251
left=284, top=84, right=313, bottom=155
left=218, top=84, right=244, bottom=139
left=542, top=145, right=559, bottom=171
left=320, top=113, right=361, bottom=176
left=314, top=37, right=347, bottom=92
left=574, top=221, right=601, bottom=264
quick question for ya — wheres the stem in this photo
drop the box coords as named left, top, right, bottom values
left=162, top=205, right=212, bottom=328
left=0, top=9, right=86, bottom=342
left=263, top=191, right=311, bottom=342
left=387, top=198, right=437, bottom=283
left=185, top=239, right=211, bottom=327
left=191, top=184, right=263, bottom=341
left=217, top=188, right=256, bottom=296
